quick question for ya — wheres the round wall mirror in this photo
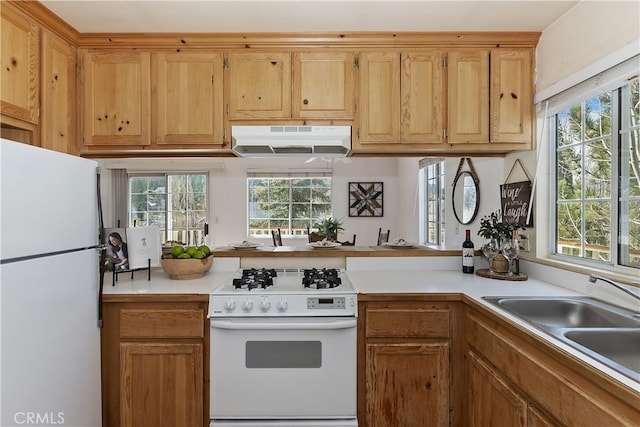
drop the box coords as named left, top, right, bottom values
left=452, top=171, right=479, bottom=225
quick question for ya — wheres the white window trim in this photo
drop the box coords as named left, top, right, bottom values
left=534, top=72, right=639, bottom=282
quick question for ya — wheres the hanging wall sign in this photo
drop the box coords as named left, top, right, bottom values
left=500, top=180, right=533, bottom=227
left=349, top=182, right=383, bottom=217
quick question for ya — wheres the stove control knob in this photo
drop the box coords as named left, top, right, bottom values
left=259, top=299, right=271, bottom=312
left=224, top=300, right=236, bottom=312
left=276, top=299, right=288, bottom=312
left=242, top=299, right=254, bottom=312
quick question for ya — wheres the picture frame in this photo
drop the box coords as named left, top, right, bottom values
left=349, top=182, right=383, bottom=217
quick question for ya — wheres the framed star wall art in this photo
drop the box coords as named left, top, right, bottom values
left=349, top=182, right=383, bottom=217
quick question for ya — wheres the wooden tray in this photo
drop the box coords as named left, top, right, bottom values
left=475, top=268, right=528, bottom=281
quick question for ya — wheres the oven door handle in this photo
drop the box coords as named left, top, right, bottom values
left=211, top=318, right=357, bottom=330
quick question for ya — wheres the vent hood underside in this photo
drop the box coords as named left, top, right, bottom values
left=231, top=125, right=351, bottom=157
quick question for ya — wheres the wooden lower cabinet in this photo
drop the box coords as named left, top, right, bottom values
left=358, top=299, right=463, bottom=427
left=101, top=298, right=209, bottom=427
left=468, top=350, right=530, bottom=427
left=465, top=305, right=640, bottom=427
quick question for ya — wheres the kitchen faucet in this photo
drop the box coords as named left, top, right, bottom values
left=589, top=274, right=640, bottom=302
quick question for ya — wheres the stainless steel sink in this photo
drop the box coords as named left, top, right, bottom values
left=491, top=298, right=640, bottom=328
left=564, top=329, right=640, bottom=377
left=482, top=296, right=640, bottom=381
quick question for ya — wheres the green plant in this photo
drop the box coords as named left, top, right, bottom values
left=477, top=210, right=521, bottom=244
left=314, top=217, right=344, bottom=240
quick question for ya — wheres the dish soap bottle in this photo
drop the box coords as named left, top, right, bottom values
left=462, top=229, right=474, bottom=274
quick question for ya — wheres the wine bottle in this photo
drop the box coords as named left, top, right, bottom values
left=462, top=229, right=475, bottom=274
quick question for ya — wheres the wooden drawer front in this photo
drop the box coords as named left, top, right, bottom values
left=366, top=308, right=450, bottom=338
left=120, top=309, right=204, bottom=339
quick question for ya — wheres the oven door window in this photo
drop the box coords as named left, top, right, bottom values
left=246, top=341, right=321, bottom=368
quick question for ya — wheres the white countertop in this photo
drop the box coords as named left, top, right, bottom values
left=102, top=268, right=235, bottom=295
left=102, top=265, right=639, bottom=391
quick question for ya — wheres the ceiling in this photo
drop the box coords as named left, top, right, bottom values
left=39, top=0, right=579, bottom=33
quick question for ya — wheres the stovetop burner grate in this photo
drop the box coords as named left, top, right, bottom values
left=302, top=268, right=342, bottom=289
left=233, top=268, right=277, bottom=290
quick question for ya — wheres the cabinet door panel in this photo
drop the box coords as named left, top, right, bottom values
left=491, top=49, right=533, bottom=145
left=120, top=343, right=203, bottom=427
left=153, top=52, right=223, bottom=144
left=448, top=50, right=489, bottom=144
left=402, top=51, right=445, bottom=144
left=82, top=51, right=151, bottom=146
left=1, top=5, right=39, bottom=124
left=359, top=52, right=400, bottom=143
left=293, top=52, right=355, bottom=119
left=366, top=342, right=449, bottom=427
left=468, top=350, right=527, bottom=427
left=228, top=52, right=291, bottom=119
left=41, top=30, right=75, bottom=154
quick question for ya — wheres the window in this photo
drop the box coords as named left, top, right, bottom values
left=551, top=77, right=639, bottom=269
left=129, top=173, right=207, bottom=245
left=247, top=176, right=331, bottom=236
left=419, top=159, right=445, bottom=245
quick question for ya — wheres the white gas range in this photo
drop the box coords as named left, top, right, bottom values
left=208, top=268, right=358, bottom=427
left=208, top=268, right=357, bottom=317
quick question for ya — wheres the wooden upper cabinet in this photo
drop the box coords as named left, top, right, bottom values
left=490, top=48, right=533, bottom=145
left=227, top=52, right=291, bottom=119
left=359, top=52, right=401, bottom=143
left=1, top=5, right=39, bottom=124
left=447, top=50, right=490, bottom=144
left=152, top=52, right=224, bottom=145
left=41, top=30, right=76, bottom=154
left=292, top=52, right=356, bottom=119
left=402, top=51, right=445, bottom=144
left=360, top=50, right=446, bottom=146
left=81, top=51, right=151, bottom=146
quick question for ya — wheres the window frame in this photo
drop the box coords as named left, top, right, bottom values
left=246, top=174, right=333, bottom=238
left=128, top=172, right=209, bottom=245
left=547, top=78, right=638, bottom=272
left=419, top=159, right=445, bottom=246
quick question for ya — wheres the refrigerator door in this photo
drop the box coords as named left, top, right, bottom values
left=0, top=139, right=99, bottom=260
left=0, top=250, right=101, bottom=426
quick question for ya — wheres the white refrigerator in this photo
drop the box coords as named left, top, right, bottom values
left=0, top=139, right=102, bottom=426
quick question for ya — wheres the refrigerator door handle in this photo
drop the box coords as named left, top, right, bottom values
left=97, top=168, right=105, bottom=328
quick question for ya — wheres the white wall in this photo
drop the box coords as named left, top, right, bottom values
left=536, top=1, right=640, bottom=95
left=517, top=0, right=640, bottom=260
left=99, top=155, right=503, bottom=248
left=396, top=157, right=505, bottom=249
left=99, top=157, right=400, bottom=247
left=209, top=157, right=399, bottom=246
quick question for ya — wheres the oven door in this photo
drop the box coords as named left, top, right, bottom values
left=210, top=316, right=357, bottom=421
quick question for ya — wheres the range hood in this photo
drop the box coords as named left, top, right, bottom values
left=231, top=125, right=351, bottom=157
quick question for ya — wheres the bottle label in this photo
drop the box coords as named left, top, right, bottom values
left=462, top=248, right=474, bottom=267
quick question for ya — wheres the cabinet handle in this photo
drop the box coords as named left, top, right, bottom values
left=303, top=99, right=309, bottom=105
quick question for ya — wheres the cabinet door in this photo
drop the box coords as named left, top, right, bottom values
left=527, top=405, right=558, bottom=427
left=359, top=52, right=400, bottom=143
left=81, top=51, right=150, bottom=146
left=153, top=52, right=224, bottom=145
left=228, top=52, right=291, bottom=119
left=468, top=350, right=527, bottom=427
left=41, top=30, right=76, bottom=154
left=402, top=51, right=445, bottom=144
left=292, top=52, right=355, bottom=119
left=491, top=49, right=533, bottom=145
left=120, top=342, right=203, bottom=427
left=447, top=50, right=489, bottom=144
left=366, top=342, right=449, bottom=427
left=1, top=5, right=39, bottom=124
